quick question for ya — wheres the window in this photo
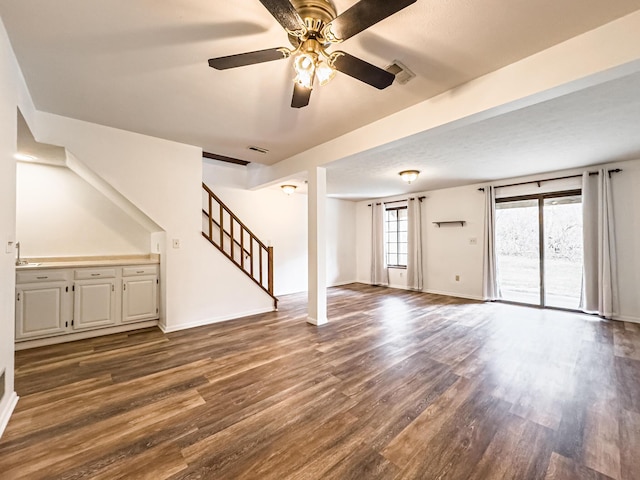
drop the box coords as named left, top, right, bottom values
left=385, top=206, right=408, bottom=267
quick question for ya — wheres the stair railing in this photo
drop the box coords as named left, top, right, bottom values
left=201, top=183, right=277, bottom=309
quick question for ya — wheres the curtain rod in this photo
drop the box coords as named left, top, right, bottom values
left=367, top=196, right=425, bottom=207
left=477, top=168, right=622, bottom=192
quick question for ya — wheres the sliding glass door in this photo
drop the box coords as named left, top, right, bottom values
left=495, top=191, right=583, bottom=310
left=495, top=199, right=540, bottom=304
left=543, top=194, right=583, bottom=308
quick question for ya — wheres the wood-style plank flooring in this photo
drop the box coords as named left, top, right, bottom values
left=1, top=283, right=640, bottom=479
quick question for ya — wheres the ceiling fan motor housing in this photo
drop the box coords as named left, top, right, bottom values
left=289, top=0, right=337, bottom=45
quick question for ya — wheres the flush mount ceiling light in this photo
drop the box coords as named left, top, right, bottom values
left=208, top=0, right=418, bottom=108
left=281, top=184, right=297, bottom=195
left=399, top=170, right=420, bottom=184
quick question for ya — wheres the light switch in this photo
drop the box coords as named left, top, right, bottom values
left=5, top=240, right=14, bottom=254
left=172, top=239, right=180, bottom=249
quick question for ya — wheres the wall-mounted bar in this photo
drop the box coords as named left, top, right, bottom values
left=368, top=196, right=425, bottom=207
left=478, top=168, right=622, bottom=192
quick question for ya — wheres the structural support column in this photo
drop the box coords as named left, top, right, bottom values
left=307, top=166, right=327, bottom=326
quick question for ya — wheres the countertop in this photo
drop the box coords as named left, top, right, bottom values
left=16, top=254, right=160, bottom=271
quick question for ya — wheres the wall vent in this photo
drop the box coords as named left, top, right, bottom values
left=385, top=60, right=416, bottom=85
left=0, top=369, right=5, bottom=403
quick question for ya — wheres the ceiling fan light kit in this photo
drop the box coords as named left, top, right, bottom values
left=208, top=0, right=417, bottom=108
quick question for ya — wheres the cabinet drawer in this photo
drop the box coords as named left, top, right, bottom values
left=74, top=268, right=117, bottom=280
left=122, top=265, right=159, bottom=277
left=17, top=270, right=69, bottom=284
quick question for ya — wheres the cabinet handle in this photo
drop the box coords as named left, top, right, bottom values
left=17, top=292, right=20, bottom=301
left=123, top=284, right=127, bottom=291
left=91, top=273, right=101, bottom=277
left=136, top=270, right=144, bottom=274
left=37, top=276, right=48, bottom=279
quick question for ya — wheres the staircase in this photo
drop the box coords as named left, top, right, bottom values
left=201, top=183, right=278, bottom=309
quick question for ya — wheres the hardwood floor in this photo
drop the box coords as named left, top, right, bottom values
left=1, top=283, right=639, bottom=479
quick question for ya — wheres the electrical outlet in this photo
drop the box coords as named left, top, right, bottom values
left=5, top=240, right=14, bottom=254
left=469, top=237, right=478, bottom=245
left=172, top=239, right=180, bottom=249
left=455, top=275, right=460, bottom=282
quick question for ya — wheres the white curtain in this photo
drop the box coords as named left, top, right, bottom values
left=581, top=169, right=618, bottom=318
left=407, top=199, right=423, bottom=290
left=482, top=186, right=499, bottom=301
left=371, top=203, right=389, bottom=286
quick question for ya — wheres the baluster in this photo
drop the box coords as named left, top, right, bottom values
left=208, top=194, right=213, bottom=240
left=240, top=228, right=244, bottom=270
left=219, top=203, right=224, bottom=250
left=250, top=239, right=254, bottom=278
left=268, top=246, right=274, bottom=295
left=230, top=216, right=234, bottom=261
left=259, top=246, right=263, bottom=287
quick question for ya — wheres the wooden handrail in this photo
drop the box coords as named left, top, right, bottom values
left=202, top=183, right=277, bottom=309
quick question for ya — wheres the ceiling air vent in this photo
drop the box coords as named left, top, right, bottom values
left=248, top=146, right=269, bottom=154
left=385, top=60, right=416, bottom=85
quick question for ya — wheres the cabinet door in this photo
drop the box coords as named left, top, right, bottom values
left=74, top=279, right=117, bottom=330
left=122, top=275, right=158, bottom=323
left=16, top=282, right=70, bottom=339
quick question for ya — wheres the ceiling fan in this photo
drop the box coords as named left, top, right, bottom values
left=208, top=0, right=417, bottom=108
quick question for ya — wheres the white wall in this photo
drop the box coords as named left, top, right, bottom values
left=356, top=188, right=484, bottom=299
left=0, top=16, right=21, bottom=436
left=16, top=162, right=151, bottom=257
left=422, top=187, right=485, bottom=299
left=29, top=112, right=277, bottom=332
left=203, top=161, right=357, bottom=296
left=356, top=158, right=640, bottom=322
left=326, top=197, right=357, bottom=287
left=610, top=159, right=640, bottom=322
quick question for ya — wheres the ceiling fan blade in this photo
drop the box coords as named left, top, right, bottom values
left=259, top=0, right=306, bottom=36
left=208, top=48, right=289, bottom=70
left=322, top=0, right=417, bottom=43
left=291, top=83, right=312, bottom=108
left=332, top=52, right=395, bottom=90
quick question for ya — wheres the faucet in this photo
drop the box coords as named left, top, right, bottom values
left=15, top=242, right=28, bottom=266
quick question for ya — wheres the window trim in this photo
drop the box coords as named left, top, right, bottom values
left=385, top=205, right=408, bottom=269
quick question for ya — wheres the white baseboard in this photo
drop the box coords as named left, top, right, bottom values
left=613, top=314, right=640, bottom=324
left=329, top=280, right=359, bottom=287
left=160, top=306, right=275, bottom=333
left=0, top=392, right=19, bottom=439
left=422, top=289, right=484, bottom=301
left=15, top=320, right=160, bottom=351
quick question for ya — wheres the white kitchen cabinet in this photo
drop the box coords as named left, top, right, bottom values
left=73, top=278, right=117, bottom=330
left=122, top=275, right=158, bottom=322
left=122, top=265, right=159, bottom=323
left=16, top=262, right=159, bottom=343
left=15, top=280, right=71, bottom=340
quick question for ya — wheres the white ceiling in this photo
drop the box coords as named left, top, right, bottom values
left=2, top=0, right=640, bottom=171
left=325, top=71, right=640, bottom=199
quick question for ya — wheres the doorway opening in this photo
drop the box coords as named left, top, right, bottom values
left=495, top=190, right=583, bottom=310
